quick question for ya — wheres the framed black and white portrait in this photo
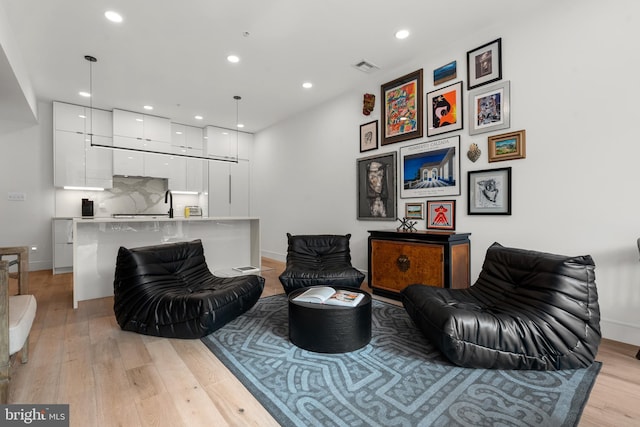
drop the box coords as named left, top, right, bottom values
left=357, top=152, right=397, bottom=220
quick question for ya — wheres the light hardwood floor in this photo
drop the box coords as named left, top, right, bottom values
left=6, top=259, right=640, bottom=426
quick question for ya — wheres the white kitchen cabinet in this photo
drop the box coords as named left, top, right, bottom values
left=86, top=108, right=113, bottom=139
left=113, top=109, right=144, bottom=139
left=186, top=149, right=206, bottom=192
left=54, top=130, right=85, bottom=187
left=208, top=159, right=249, bottom=216
left=113, top=109, right=171, bottom=143
left=113, top=109, right=173, bottom=177
left=144, top=141, right=175, bottom=178
left=54, top=102, right=85, bottom=132
left=53, top=101, right=113, bottom=188
left=143, top=115, right=171, bottom=143
left=185, top=125, right=204, bottom=150
left=112, top=136, right=144, bottom=176
left=53, top=219, right=73, bottom=274
left=169, top=124, right=206, bottom=192
left=205, top=126, right=251, bottom=161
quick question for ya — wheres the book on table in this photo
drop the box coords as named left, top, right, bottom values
left=292, top=286, right=364, bottom=307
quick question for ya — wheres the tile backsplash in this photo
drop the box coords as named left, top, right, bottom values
left=54, top=176, right=205, bottom=218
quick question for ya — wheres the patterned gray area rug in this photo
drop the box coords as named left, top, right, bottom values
left=202, top=294, right=601, bottom=427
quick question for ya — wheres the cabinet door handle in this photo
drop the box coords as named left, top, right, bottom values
left=229, top=174, right=232, bottom=204
left=396, top=255, right=410, bottom=272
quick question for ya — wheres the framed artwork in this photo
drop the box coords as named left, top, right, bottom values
left=381, top=69, right=423, bottom=145
left=488, top=129, right=526, bottom=162
left=467, top=167, right=512, bottom=215
left=467, top=38, right=502, bottom=90
left=434, top=61, right=456, bottom=86
left=405, top=202, right=424, bottom=220
left=427, top=81, right=463, bottom=137
left=400, top=135, right=460, bottom=199
left=426, top=200, right=456, bottom=230
left=469, top=80, right=510, bottom=135
left=360, top=120, right=378, bottom=152
left=357, top=152, right=397, bottom=220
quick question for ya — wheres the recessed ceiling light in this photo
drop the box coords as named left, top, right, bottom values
left=227, top=55, right=240, bottom=63
left=194, top=115, right=203, bottom=120
left=302, top=82, right=313, bottom=89
left=237, top=124, right=245, bottom=128
left=105, top=11, right=123, bottom=23
left=175, top=131, right=183, bottom=135
left=395, top=29, right=410, bottom=39
left=79, top=91, right=91, bottom=97
left=143, top=105, right=153, bottom=110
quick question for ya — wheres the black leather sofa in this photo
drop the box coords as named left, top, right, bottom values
left=113, top=239, right=264, bottom=339
left=402, top=243, right=601, bottom=370
left=279, top=233, right=365, bottom=295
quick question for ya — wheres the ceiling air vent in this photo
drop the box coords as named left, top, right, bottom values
left=353, top=60, right=379, bottom=73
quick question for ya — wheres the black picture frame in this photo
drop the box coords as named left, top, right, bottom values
left=360, top=120, right=378, bottom=152
left=426, top=81, right=463, bottom=137
left=380, top=69, right=423, bottom=146
left=467, top=167, right=512, bottom=215
left=467, top=38, right=502, bottom=90
left=357, top=152, right=397, bottom=220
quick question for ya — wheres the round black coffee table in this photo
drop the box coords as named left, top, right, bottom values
left=288, top=287, right=372, bottom=353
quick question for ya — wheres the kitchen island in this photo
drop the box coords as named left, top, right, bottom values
left=72, top=217, right=260, bottom=308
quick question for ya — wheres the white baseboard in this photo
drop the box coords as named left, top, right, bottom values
left=600, top=318, right=640, bottom=346
left=261, top=250, right=286, bottom=263
left=29, top=260, right=52, bottom=272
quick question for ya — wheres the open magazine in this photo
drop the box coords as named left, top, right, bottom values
left=292, top=286, right=364, bottom=307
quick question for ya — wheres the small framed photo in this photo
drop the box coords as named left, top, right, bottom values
left=469, top=80, right=510, bottom=135
left=381, top=69, right=423, bottom=146
left=467, top=38, right=502, bottom=90
left=360, top=120, right=378, bottom=152
left=488, top=130, right=526, bottom=162
left=426, top=200, right=456, bottom=230
left=468, top=167, right=512, bottom=215
left=405, top=202, right=424, bottom=220
left=427, top=81, right=463, bottom=137
left=433, top=61, right=456, bottom=86
left=357, top=152, right=397, bottom=220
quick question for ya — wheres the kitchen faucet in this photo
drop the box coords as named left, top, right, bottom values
left=165, top=190, right=173, bottom=218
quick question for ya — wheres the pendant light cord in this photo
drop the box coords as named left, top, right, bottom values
left=85, top=55, right=97, bottom=144
left=234, top=95, right=241, bottom=161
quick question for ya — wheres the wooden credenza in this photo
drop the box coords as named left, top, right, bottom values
left=368, top=230, right=471, bottom=299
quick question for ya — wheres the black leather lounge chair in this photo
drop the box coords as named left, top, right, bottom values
left=279, top=233, right=365, bottom=295
left=113, top=239, right=264, bottom=339
left=402, top=242, right=601, bottom=370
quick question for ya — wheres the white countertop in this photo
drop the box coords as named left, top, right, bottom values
left=60, top=216, right=259, bottom=223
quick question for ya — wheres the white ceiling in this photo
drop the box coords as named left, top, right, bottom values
left=1, top=0, right=554, bottom=133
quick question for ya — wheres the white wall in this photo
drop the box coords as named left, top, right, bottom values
left=252, top=0, right=640, bottom=345
left=0, top=101, right=54, bottom=271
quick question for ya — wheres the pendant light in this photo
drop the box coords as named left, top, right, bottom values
left=233, top=95, right=241, bottom=161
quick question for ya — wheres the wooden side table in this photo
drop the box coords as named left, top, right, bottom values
left=368, top=230, right=471, bottom=300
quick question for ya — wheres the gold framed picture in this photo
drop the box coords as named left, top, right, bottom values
left=488, top=130, right=526, bottom=162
